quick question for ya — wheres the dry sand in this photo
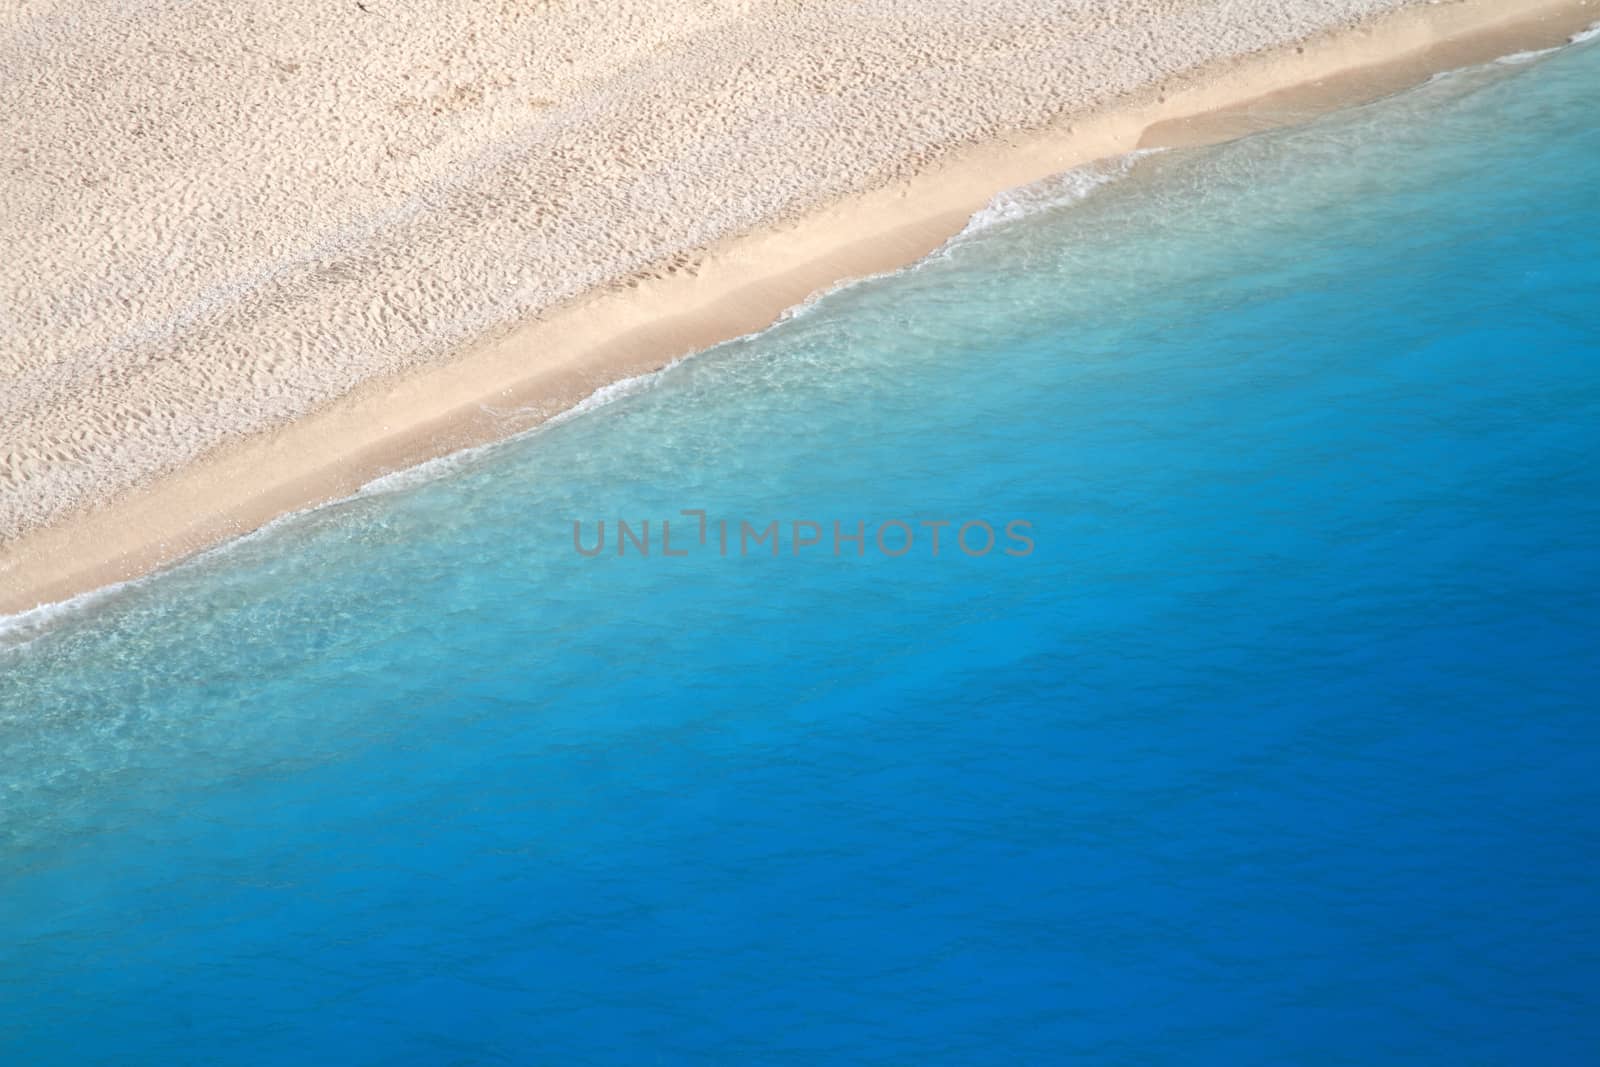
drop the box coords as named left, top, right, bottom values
left=2, top=0, right=1595, bottom=615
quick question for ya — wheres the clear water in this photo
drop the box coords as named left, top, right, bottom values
left=4, top=41, right=1599, bottom=1065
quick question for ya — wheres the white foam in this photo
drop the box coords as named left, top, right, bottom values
left=0, top=494, right=337, bottom=653
left=357, top=355, right=696, bottom=498
left=1496, top=47, right=1559, bottom=65
left=774, top=267, right=904, bottom=325
left=765, top=150, right=1162, bottom=328
left=0, top=578, right=133, bottom=653
left=542, top=356, right=689, bottom=428
left=0, top=347, right=714, bottom=650
left=956, top=149, right=1163, bottom=240
left=353, top=440, right=498, bottom=499
left=1495, top=20, right=1600, bottom=65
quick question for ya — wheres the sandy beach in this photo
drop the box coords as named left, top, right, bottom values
left=1, top=0, right=1594, bottom=616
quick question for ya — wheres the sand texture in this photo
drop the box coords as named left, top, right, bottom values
left=1, top=0, right=1436, bottom=541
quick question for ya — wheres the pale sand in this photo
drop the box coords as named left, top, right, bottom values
left=1, top=0, right=1594, bottom=615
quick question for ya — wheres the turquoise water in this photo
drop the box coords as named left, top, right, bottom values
left=4, top=40, right=1600, bottom=1064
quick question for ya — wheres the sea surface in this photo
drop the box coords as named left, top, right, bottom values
left=3, top=37, right=1599, bottom=1065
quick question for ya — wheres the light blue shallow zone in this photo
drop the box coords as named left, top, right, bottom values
left=4, top=41, right=1599, bottom=1065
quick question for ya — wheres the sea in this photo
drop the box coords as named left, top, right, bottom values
left=3, top=32, right=1598, bottom=1065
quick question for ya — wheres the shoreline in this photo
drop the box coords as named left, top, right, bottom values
left=2, top=0, right=1595, bottom=619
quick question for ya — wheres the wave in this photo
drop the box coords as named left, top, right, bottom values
left=0, top=499, right=316, bottom=654
left=777, top=148, right=1159, bottom=327
left=955, top=148, right=1162, bottom=239
left=1493, top=19, right=1600, bottom=65
left=0, top=578, right=132, bottom=653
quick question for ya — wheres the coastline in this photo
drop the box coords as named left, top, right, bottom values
left=2, top=0, right=1594, bottom=619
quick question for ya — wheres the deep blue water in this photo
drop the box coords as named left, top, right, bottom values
left=4, top=39, right=1600, bottom=1065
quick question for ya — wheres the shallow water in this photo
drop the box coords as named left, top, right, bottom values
left=3, top=39, right=1599, bottom=1064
